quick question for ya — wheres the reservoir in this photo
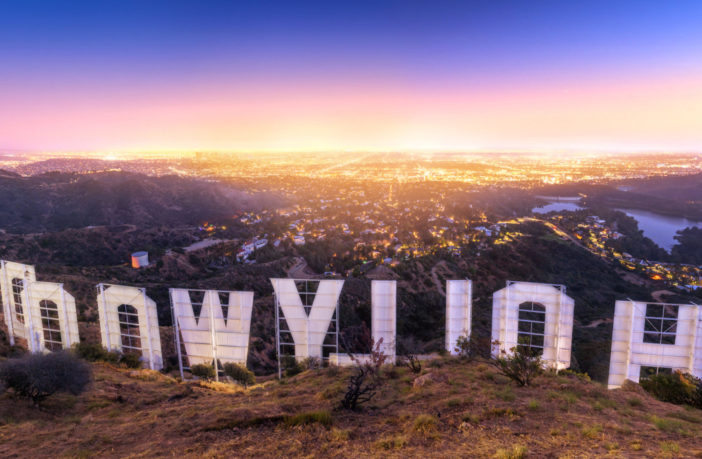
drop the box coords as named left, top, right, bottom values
left=615, top=208, right=702, bottom=252
left=532, top=196, right=584, bottom=214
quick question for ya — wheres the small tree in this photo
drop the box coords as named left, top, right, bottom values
left=405, top=355, right=422, bottom=374
left=455, top=335, right=491, bottom=360
left=640, top=371, right=702, bottom=408
left=341, top=338, right=387, bottom=410
left=281, top=355, right=303, bottom=377
left=398, top=336, right=422, bottom=374
left=190, top=363, right=216, bottom=380
left=0, top=351, right=91, bottom=405
left=223, top=362, right=256, bottom=388
left=492, top=340, right=542, bottom=387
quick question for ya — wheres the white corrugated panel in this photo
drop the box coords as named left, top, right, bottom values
left=96, top=284, right=163, bottom=370
left=271, top=279, right=343, bottom=359
left=0, top=260, right=37, bottom=342
left=607, top=300, right=701, bottom=389
left=491, top=281, right=574, bottom=370
left=171, top=288, right=254, bottom=366
left=445, top=280, right=472, bottom=355
left=371, top=280, right=396, bottom=362
left=24, top=281, right=80, bottom=352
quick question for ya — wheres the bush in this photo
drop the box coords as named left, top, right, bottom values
left=190, top=363, right=216, bottom=380
left=0, top=351, right=91, bottom=404
left=492, top=341, right=542, bottom=387
left=284, top=410, right=333, bottom=428
left=341, top=338, right=387, bottom=411
left=300, top=357, right=322, bottom=370
left=412, top=414, right=437, bottom=435
left=455, top=335, right=491, bottom=360
left=640, top=371, right=702, bottom=408
left=73, top=342, right=119, bottom=364
left=223, top=363, right=255, bottom=388
left=119, top=352, right=142, bottom=369
left=73, top=342, right=142, bottom=368
left=454, top=335, right=473, bottom=359
left=281, top=355, right=302, bottom=377
left=404, top=355, right=422, bottom=374
left=494, top=445, right=527, bottom=459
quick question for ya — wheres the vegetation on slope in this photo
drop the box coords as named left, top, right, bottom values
left=1, top=359, right=701, bottom=458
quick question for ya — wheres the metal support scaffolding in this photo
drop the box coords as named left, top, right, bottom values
left=274, top=279, right=340, bottom=379
left=170, top=288, right=253, bottom=381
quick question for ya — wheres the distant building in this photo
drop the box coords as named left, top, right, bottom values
left=131, top=251, right=149, bottom=269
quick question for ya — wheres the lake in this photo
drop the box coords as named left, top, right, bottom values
left=532, top=196, right=584, bottom=214
left=615, top=208, right=702, bottom=252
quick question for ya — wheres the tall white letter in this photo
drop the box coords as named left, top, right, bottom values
left=271, top=279, right=343, bottom=360
left=0, top=260, right=37, bottom=344
left=446, top=279, right=472, bottom=355
left=170, top=288, right=253, bottom=369
left=97, top=284, right=163, bottom=370
left=372, top=280, right=396, bottom=362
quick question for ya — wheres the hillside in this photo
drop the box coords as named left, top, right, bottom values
left=0, top=171, right=280, bottom=233
left=0, top=359, right=700, bottom=457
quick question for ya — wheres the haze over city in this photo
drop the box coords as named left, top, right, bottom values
left=2, top=0, right=702, bottom=154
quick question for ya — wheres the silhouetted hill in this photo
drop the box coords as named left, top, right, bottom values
left=0, top=169, right=20, bottom=178
left=0, top=171, right=280, bottom=233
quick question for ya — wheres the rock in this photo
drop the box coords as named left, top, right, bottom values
left=413, top=372, right=448, bottom=388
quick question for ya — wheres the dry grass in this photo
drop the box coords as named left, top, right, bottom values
left=0, top=358, right=701, bottom=458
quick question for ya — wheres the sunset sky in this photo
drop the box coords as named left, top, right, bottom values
left=1, top=0, right=701, bottom=154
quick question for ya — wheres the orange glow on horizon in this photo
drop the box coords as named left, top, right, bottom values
left=2, top=69, right=702, bottom=155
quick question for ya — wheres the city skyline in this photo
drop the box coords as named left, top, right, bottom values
left=2, top=1, right=701, bottom=154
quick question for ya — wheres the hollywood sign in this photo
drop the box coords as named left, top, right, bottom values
left=1, top=260, right=700, bottom=386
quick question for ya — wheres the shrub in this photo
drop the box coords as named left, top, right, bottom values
left=73, top=342, right=142, bottom=368
left=0, top=351, right=91, bottom=404
left=558, top=368, right=591, bottom=382
left=640, top=371, right=702, bottom=408
left=325, top=364, right=340, bottom=377
left=627, top=397, right=643, bottom=407
left=455, top=335, right=491, bottom=360
left=300, top=357, right=322, bottom=370
left=119, top=352, right=142, bottom=369
left=660, top=441, right=680, bottom=455
left=494, top=445, right=527, bottom=459
left=223, top=363, right=255, bottom=388
left=375, top=435, right=407, bottom=450
left=190, top=363, right=216, bottom=380
left=341, top=338, right=387, bottom=411
left=412, top=414, right=438, bottom=435
left=492, top=341, right=542, bottom=387
left=329, top=428, right=350, bottom=442
left=454, top=335, right=474, bottom=360
left=650, top=415, right=688, bottom=434
left=404, top=355, right=422, bottom=374
left=281, top=355, right=302, bottom=377
left=284, top=410, right=333, bottom=428
left=581, top=423, right=603, bottom=439
left=73, top=342, right=119, bottom=364
left=462, top=413, right=479, bottom=423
